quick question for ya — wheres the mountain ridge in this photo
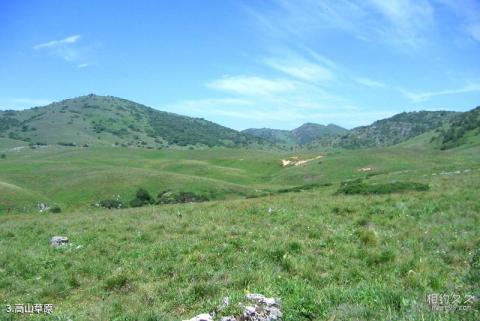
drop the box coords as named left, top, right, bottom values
left=0, top=94, right=270, bottom=149
left=242, top=122, right=348, bottom=146
left=1, top=94, right=478, bottom=151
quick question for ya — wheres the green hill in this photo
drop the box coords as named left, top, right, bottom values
left=308, top=110, right=458, bottom=149
left=0, top=94, right=269, bottom=149
left=431, top=106, right=480, bottom=150
left=242, top=123, right=347, bottom=146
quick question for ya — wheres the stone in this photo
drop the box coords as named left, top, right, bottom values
left=183, top=313, right=213, bottom=321
left=50, top=236, right=69, bottom=246
left=182, top=293, right=282, bottom=321
left=37, top=203, right=50, bottom=213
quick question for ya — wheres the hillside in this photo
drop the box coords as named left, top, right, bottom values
left=243, top=123, right=347, bottom=146
left=432, top=106, right=480, bottom=150
left=0, top=94, right=269, bottom=149
left=308, top=110, right=458, bottom=149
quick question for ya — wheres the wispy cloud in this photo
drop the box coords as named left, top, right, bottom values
left=246, top=0, right=435, bottom=49
left=263, top=54, right=335, bottom=82
left=33, top=35, right=81, bottom=50
left=207, top=75, right=296, bottom=96
left=401, top=83, right=480, bottom=102
left=165, top=96, right=392, bottom=129
left=354, top=77, right=386, bottom=88
left=435, top=0, right=480, bottom=42
left=33, top=34, right=94, bottom=66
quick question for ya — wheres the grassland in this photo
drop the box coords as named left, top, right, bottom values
left=0, top=141, right=479, bottom=320
left=1, top=142, right=479, bottom=214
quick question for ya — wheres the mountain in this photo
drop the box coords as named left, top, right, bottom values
left=242, top=123, right=348, bottom=146
left=315, top=110, right=459, bottom=149
left=0, top=94, right=269, bottom=149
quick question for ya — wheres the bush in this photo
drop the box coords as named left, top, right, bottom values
left=99, top=199, right=123, bottom=209
left=50, top=206, right=62, bottom=213
left=277, top=182, right=332, bottom=194
left=130, top=188, right=154, bottom=207
left=157, top=190, right=209, bottom=204
left=0, top=154, right=5, bottom=159
left=337, top=179, right=429, bottom=195
left=57, top=142, right=76, bottom=147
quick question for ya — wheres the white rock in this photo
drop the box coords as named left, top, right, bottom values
left=50, top=236, right=69, bottom=246
left=183, top=313, right=213, bottom=321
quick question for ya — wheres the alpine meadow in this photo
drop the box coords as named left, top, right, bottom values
left=1, top=1, right=480, bottom=321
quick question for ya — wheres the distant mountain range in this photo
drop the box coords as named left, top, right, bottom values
left=243, top=123, right=348, bottom=146
left=0, top=94, right=478, bottom=150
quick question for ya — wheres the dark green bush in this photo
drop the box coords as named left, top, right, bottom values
left=337, top=179, right=429, bottom=195
left=130, top=188, right=154, bottom=207
left=99, top=199, right=123, bottom=209
left=57, top=142, right=76, bottom=147
left=156, top=190, right=209, bottom=204
left=0, top=154, right=5, bottom=159
left=50, top=206, right=62, bottom=213
left=277, top=182, right=332, bottom=194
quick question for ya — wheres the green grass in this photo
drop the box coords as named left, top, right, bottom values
left=0, top=142, right=479, bottom=320
left=1, top=144, right=479, bottom=213
left=0, top=167, right=479, bottom=320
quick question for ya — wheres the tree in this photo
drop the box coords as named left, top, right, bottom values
left=130, top=188, right=154, bottom=207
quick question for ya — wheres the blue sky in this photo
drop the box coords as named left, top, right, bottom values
left=1, top=0, right=479, bottom=130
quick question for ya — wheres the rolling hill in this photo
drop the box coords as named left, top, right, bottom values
left=432, top=106, right=480, bottom=150
left=242, top=123, right=347, bottom=146
left=308, top=110, right=460, bottom=149
left=0, top=94, right=269, bottom=149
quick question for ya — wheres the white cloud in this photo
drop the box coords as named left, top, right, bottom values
left=246, top=0, right=435, bottom=49
left=401, top=83, right=480, bottom=102
left=33, top=35, right=81, bottom=50
left=33, top=34, right=93, bottom=66
left=354, top=77, right=386, bottom=88
left=263, top=56, right=334, bottom=82
left=207, top=75, right=296, bottom=96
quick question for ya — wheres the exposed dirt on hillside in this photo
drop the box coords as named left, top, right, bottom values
left=281, top=155, right=323, bottom=167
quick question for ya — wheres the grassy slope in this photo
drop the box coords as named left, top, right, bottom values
left=1, top=143, right=480, bottom=213
left=0, top=162, right=479, bottom=320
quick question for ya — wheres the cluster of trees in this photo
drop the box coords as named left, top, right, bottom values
left=98, top=188, right=210, bottom=210
left=146, top=108, right=263, bottom=147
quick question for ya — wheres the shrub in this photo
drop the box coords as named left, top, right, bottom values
left=99, top=199, right=123, bottom=209
left=130, top=188, right=154, bottom=207
left=337, top=179, right=429, bottom=195
left=50, top=206, right=62, bottom=213
left=156, top=190, right=209, bottom=204
left=277, top=182, right=332, bottom=194
left=0, top=154, right=5, bottom=159
left=57, top=142, right=76, bottom=147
